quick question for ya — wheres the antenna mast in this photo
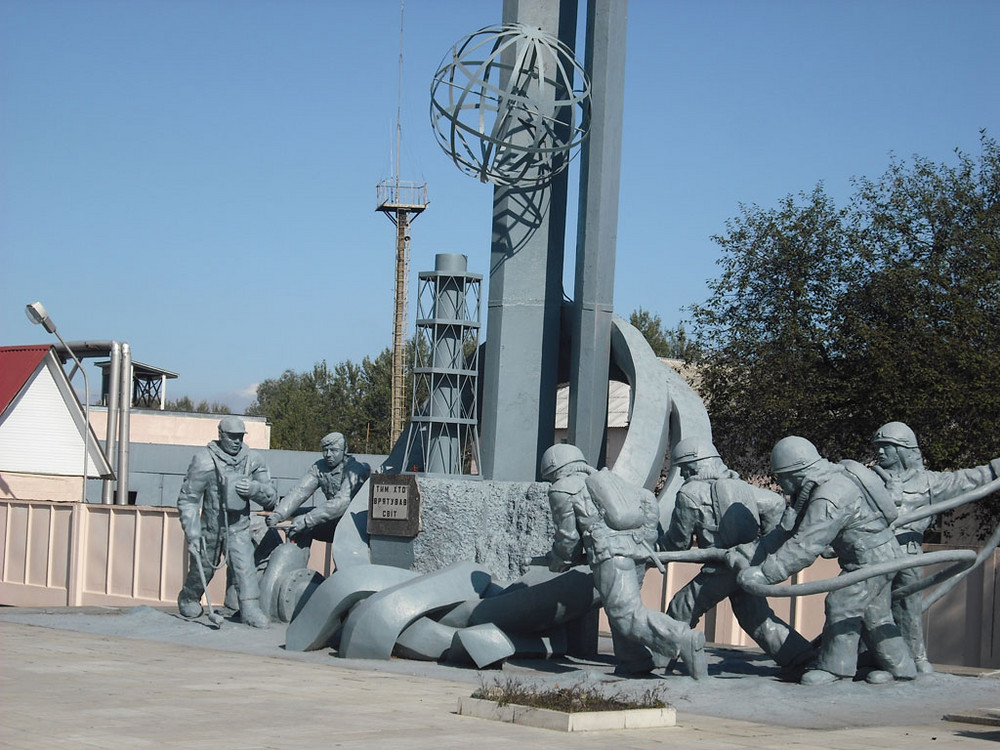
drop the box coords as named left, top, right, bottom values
left=377, top=0, right=428, bottom=449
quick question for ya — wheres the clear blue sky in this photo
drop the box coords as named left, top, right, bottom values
left=2, top=0, right=997, bottom=411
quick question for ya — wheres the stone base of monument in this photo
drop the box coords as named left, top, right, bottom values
left=456, top=696, right=677, bottom=732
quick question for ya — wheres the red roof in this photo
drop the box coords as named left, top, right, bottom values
left=0, top=346, right=52, bottom=415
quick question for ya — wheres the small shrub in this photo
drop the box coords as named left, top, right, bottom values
left=472, top=675, right=669, bottom=713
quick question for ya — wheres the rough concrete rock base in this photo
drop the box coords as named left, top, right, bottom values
left=380, top=478, right=553, bottom=583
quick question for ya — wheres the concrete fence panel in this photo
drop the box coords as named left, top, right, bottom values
left=1, top=499, right=996, bottom=668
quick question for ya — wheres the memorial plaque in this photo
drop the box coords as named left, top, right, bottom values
left=367, top=473, right=420, bottom=537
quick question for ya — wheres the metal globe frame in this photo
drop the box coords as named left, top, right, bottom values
left=430, top=23, right=591, bottom=187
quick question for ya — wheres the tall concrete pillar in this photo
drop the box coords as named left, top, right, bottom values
left=480, top=0, right=577, bottom=480
left=568, top=0, right=627, bottom=466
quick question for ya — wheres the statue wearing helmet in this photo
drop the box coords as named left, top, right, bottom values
left=661, top=438, right=813, bottom=672
left=542, top=443, right=707, bottom=679
left=872, top=421, right=1000, bottom=674
left=539, top=442, right=588, bottom=482
left=738, top=436, right=917, bottom=685
left=176, top=418, right=278, bottom=628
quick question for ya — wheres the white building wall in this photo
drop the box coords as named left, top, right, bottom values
left=0, top=362, right=101, bottom=476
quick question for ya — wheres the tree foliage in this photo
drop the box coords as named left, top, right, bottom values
left=691, top=133, right=1000, bottom=493
left=246, top=346, right=405, bottom=454
left=164, top=396, right=231, bottom=414
left=628, top=308, right=699, bottom=360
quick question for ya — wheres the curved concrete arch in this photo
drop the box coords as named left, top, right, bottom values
left=448, top=623, right=516, bottom=668
left=606, top=315, right=713, bottom=528
left=655, top=363, right=713, bottom=530
left=395, top=616, right=565, bottom=665
left=608, top=315, right=672, bottom=490
left=438, top=566, right=598, bottom=633
left=394, top=617, right=457, bottom=661
left=258, top=542, right=310, bottom=620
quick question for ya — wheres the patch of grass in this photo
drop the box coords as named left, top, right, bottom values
left=472, top=676, right=669, bottom=713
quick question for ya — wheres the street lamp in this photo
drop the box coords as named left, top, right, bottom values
left=26, top=301, right=91, bottom=503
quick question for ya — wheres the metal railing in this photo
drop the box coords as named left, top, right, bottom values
left=376, top=180, right=429, bottom=210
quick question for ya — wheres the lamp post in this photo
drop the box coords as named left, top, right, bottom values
left=26, top=301, right=91, bottom=504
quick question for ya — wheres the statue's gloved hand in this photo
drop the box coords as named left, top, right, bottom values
left=871, top=465, right=901, bottom=497
left=779, top=505, right=799, bottom=531
left=234, top=477, right=253, bottom=498
left=265, top=512, right=284, bottom=528
left=724, top=542, right=754, bottom=571
left=737, top=565, right=768, bottom=591
left=257, top=493, right=277, bottom=511
left=289, top=515, right=310, bottom=537
left=186, top=536, right=202, bottom=557
left=182, top=523, right=202, bottom=549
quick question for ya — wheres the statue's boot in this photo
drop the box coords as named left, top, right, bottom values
left=678, top=629, right=707, bottom=680
left=800, top=669, right=842, bottom=685
left=866, top=669, right=893, bottom=684
left=177, top=591, right=203, bottom=619
left=240, top=598, right=270, bottom=629
left=915, top=657, right=934, bottom=674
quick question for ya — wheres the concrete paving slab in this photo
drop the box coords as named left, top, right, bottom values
left=1, top=607, right=998, bottom=749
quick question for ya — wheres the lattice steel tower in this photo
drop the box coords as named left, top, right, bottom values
left=403, top=253, right=482, bottom=475
left=377, top=1, right=428, bottom=446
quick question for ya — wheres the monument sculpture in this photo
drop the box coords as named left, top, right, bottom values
left=177, top=416, right=277, bottom=629
left=660, top=437, right=814, bottom=673
left=542, top=443, right=707, bottom=679
left=255, top=433, right=371, bottom=623
left=266, top=432, right=370, bottom=546
left=737, top=436, right=917, bottom=684
left=871, top=421, right=1000, bottom=674
left=163, top=0, right=996, bottom=688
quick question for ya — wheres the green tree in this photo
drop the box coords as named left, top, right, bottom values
left=629, top=307, right=699, bottom=360
left=840, top=134, right=1000, bottom=471
left=691, top=133, right=1000, bottom=502
left=164, top=396, right=231, bottom=414
left=691, top=186, right=859, bottom=471
left=246, top=364, right=331, bottom=451
left=246, top=344, right=418, bottom=454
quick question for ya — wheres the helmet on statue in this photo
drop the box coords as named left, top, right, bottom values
left=770, top=436, right=821, bottom=475
left=540, top=443, right=587, bottom=481
left=671, top=437, right=721, bottom=466
left=873, top=421, right=919, bottom=449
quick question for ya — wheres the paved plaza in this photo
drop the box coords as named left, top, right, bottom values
left=1, top=607, right=998, bottom=749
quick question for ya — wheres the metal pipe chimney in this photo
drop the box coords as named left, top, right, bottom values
left=115, top=343, right=132, bottom=505
left=101, top=341, right=121, bottom=504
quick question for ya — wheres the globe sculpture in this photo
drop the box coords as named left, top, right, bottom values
left=430, top=23, right=591, bottom=187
